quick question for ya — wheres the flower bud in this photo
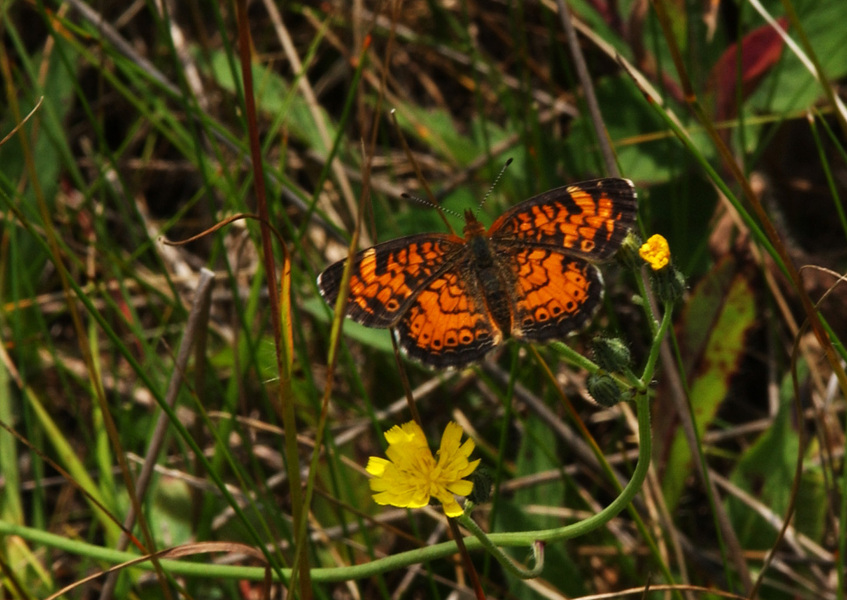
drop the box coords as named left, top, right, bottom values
left=651, top=264, right=686, bottom=304
left=468, top=466, right=493, bottom=505
left=591, top=336, right=632, bottom=373
left=587, top=372, right=627, bottom=407
left=616, top=231, right=645, bottom=270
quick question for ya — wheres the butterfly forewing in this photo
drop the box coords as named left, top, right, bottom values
left=489, top=178, right=637, bottom=261
left=317, top=233, right=464, bottom=328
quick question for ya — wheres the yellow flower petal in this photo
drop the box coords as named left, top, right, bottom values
left=365, top=457, right=389, bottom=477
left=438, top=495, right=464, bottom=517
left=447, top=479, right=474, bottom=497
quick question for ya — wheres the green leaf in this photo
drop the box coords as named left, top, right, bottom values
left=661, top=257, right=757, bottom=509
left=747, top=1, right=847, bottom=114
left=206, top=50, right=336, bottom=155
left=391, top=102, right=509, bottom=165
left=301, top=296, right=393, bottom=354
left=727, top=361, right=827, bottom=547
left=566, top=75, right=713, bottom=183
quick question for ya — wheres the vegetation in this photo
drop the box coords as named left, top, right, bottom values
left=1, top=0, right=846, bottom=598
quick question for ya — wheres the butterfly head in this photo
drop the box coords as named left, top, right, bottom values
left=462, top=209, right=486, bottom=239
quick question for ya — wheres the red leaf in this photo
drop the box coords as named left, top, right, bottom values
left=711, top=17, right=789, bottom=121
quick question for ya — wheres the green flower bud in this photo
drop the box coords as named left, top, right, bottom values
left=616, top=231, right=645, bottom=270
left=467, top=466, right=492, bottom=505
left=651, top=264, right=686, bottom=304
left=591, top=336, right=632, bottom=373
left=587, top=372, right=627, bottom=407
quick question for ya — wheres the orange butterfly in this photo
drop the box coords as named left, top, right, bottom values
left=318, top=178, right=637, bottom=369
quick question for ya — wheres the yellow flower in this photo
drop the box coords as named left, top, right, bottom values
left=639, top=234, right=671, bottom=271
left=366, top=421, right=480, bottom=517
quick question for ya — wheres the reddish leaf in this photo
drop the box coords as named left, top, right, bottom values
left=711, top=17, right=789, bottom=121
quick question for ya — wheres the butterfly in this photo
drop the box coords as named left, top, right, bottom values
left=317, top=178, right=637, bottom=369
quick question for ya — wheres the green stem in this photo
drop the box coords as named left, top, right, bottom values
left=2, top=382, right=653, bottom=585
left=484, top=389, right=652, bottom=545
left=641, top=303, right=674, bottom=385
left=457, top=507, right=544, bottom=579
left=548, top=339, right=600, bottom=373
left=8, top=298, right=673, bottom=591
left=635, top=266, right=660, bottom=340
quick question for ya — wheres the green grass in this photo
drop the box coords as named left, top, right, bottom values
left=1, top=0, right=846, bottom=598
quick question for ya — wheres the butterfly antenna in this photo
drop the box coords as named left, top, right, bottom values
left=389, top=109, right=457, bottom=233
left=476, top=158, right=513, bottom=216
left=401, top=192, right=463, bottom=219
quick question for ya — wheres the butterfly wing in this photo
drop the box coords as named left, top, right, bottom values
left=317, top=233, right=463, bottom=328
left=489, top=178, right=637, bottom=261
left=489, top=178, right=636, bottom=341
left=318, top=233, right=502, bottom=367
left=392, top=261, right=503, bottom=368
left=506, top=248, right=604, bottom=341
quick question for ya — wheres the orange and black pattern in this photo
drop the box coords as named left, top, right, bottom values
left=317, top=178, right=637, bottom=369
